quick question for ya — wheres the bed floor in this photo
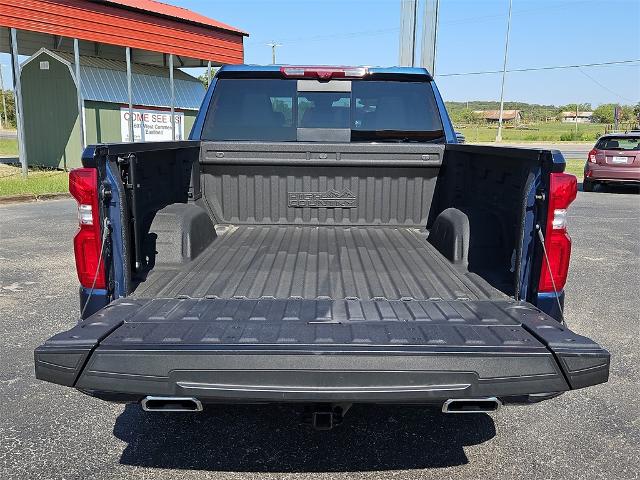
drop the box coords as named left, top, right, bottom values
left=133, top=225, right=505, bottom=302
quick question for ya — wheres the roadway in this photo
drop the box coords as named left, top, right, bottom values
left=0, top=129, right=17, bottom=139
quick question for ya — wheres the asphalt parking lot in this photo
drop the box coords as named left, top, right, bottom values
left=1, top=187, right=638, bottom=480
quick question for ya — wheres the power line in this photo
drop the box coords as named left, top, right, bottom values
left=577, top=67, right=636, bottom=103
left=437, top=59, right=640, bottom=77
left=247, top=27, right=398, bottom=45
left=441, top=0, right=593, bottom=26
left=246, top=0, right=593, bottom=45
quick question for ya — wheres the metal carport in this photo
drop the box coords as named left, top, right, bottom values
left=0, top=0, right=247, bottom=175
left=20, top=48, right=206, bottom=168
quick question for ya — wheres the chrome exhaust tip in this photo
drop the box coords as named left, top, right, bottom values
left=442, top=397, right=502, bottom=414
left=141, top=396, right=203, bottom=412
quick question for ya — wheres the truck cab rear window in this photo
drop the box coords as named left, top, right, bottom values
left=201, top=78, right=444, bottom=142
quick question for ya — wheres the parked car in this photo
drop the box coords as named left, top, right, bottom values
left=34, top=65, right=609, bottom=429
left=584, top=133, right=640, bottom=191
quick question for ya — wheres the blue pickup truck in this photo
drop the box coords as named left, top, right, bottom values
left=35, top=65, right=608, bottom=429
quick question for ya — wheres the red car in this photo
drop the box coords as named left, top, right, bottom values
left=584, top=133, right=640, bottom=191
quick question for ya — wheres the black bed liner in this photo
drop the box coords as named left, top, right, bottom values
left=35, top=225, right=609, bottom=404
left=133, top=225, right=502, bottom=301
left=35, top=296, right=609, bottom=403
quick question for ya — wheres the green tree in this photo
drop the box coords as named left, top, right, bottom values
left=197, top=73, right=210, bottom=89
left=0, top=89, right=16, bottom=129
left=621, top=106, right=633, bottom=122
left=197, top=68, right=219, bottom=89
left=447, top=108, right=464, bottom=125
left=460, top=109, right=482, bottom=125
left=593, top=104, right=634, bottom=124
left=558, top=103, right=592, bottom=113
left=448, top=107, right=483, bottom=126
left=592, top=104, right=616, bottom=124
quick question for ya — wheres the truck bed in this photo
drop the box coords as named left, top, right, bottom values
left=35, top=224, right=608, bottom=404
left=34, top=73, right=610, bottom=412
left=133, top=225, right=503, bottom=302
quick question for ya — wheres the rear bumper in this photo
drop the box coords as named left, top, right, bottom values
left=585, top=163, right=640, bottom=183
left=64, top=350, right=607, bottom=405
left=35, top=345, right=610, bottom=405
left=34, top=298, right=610, bottom=406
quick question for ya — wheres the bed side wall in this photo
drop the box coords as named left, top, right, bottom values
left=430, top=145, right=542, bottom=296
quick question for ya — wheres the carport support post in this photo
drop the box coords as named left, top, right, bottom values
left=207, top=60, right=212, bottom=88
left=126, top=47, right=134, bottom=142
left=9, top=28, right=27, bottom=178
left=0, top=65, right=7, bottom=128
left=169, top=54, right=175, bottom=141
left=73, top=39, right=85, bottom=162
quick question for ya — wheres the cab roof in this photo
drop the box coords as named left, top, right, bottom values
left=217, top=65, right=433, bottom=81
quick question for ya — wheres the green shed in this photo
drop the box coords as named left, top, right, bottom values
left=20, top=49, right=205, bottom=169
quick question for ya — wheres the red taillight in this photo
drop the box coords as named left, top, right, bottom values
left=280, top=65, right=367, bottom=80
left=69, top=168, right=105, bottom=289
left=588, top=148, right=598, bottom=163
left=538, top=172, right=577, bottom=293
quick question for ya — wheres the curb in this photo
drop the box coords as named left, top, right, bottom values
left=0, top=192, right=71, bottom=205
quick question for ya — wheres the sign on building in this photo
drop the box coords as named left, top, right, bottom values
left=120, top=108, right=185, bottom=142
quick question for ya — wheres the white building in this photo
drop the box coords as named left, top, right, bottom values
left=561, top=111, right=594, bottom=123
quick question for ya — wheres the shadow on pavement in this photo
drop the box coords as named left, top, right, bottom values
left=114, top=403, right=496, bottom=472
left=578, top=181, right=640, bottom=194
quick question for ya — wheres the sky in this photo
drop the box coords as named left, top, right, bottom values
left=172, top=0, right=640, bottom=106
left=1, top=0, right=639, bottom=107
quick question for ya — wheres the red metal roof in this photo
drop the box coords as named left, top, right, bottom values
left=97, top=0, right=247, bottom=35
left=0, top=0, right=245, bottom=64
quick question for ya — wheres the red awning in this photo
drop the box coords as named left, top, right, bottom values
left=97, top=0, right=248, bottom=35
left=0, top=0, right=245, bottom=64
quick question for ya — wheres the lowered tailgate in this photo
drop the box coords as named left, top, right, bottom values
left=35, top=298, right=609, bottom=404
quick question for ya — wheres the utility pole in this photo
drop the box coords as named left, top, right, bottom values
left=420, top=0, right=440, bottom=75
left=399, top=0, right=418, bottom=67
left=0, top=65, right=7, bottom=129
left=266, top=42, right=282, bottom=64
left=496, top=0, right=513, bottom=142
